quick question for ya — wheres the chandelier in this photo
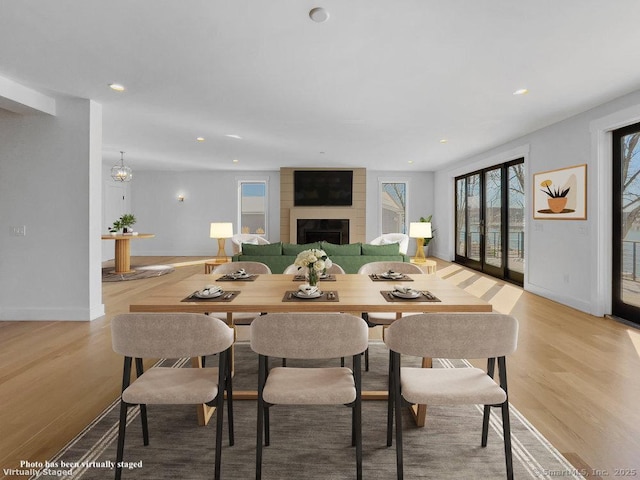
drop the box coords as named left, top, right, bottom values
left=111, top=151, right=133, bottom=182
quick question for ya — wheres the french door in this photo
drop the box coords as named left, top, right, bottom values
left=612, top=122, right=640, bottom=324
left=455, top=159, right=525, bottom=285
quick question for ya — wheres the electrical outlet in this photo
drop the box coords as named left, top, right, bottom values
left=11, top=225, right=26, bottom=236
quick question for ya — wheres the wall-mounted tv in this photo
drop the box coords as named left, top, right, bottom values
left=294, top=170, right=353, bottom=206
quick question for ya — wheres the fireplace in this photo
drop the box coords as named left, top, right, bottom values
left=297, top=219, right=349, bottom=245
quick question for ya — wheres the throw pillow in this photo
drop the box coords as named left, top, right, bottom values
left=321, top=242, right=362, bottom=256
left=282, top=242, right=322, bottom=255
left=242, top=242, right=282, bottom=256
left=361, top=242, right=401, bottom=256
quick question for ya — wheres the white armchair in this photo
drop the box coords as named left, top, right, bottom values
left=231, top=234, right=270, bottom=255
left=369, top=233, right=409, bottom=255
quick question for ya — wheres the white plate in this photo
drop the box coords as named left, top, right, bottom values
left=294, top=290, right=322, bottom=299
left=381, top=273, right=403, bottom=279
left=391, top=290, right=421, bottom=299
left=194, top=290, right=224, bottom=299
left=229, top=273, right=250, bottom=279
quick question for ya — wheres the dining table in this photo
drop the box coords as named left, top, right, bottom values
left=129, top=272, right=492, bottom=426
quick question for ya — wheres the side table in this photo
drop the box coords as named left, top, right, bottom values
left=410, top=258, right=437, bottom=274
left=204, top=257, right=231, bottom=274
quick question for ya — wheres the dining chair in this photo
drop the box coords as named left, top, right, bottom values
left=210, top=261, right=272, bottom=325
left=368, top=233, right=410, bottom=254
left=384, top=313, right=519, bottom=480
left=355, top=261, right=423, bottom=371
left=250, top=313, right=369, bottom=480
left=111, top=313, right=235, bottom=480
left=283, top=262, right=346, bottom=275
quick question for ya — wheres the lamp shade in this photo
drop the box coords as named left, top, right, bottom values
left=210, top=222, right=233, bottom=239
left=409, top=222, right=432, bottom=239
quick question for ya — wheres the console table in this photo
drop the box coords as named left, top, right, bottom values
left=101, top=234, right=155, bottom=274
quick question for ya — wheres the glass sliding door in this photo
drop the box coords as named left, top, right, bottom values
left=612, top=122, right=640, bottom=325
left=454, top=158, right=524, bottom=285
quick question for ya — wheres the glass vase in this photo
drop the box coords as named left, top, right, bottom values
left=308, top=267, right=319, bottom=287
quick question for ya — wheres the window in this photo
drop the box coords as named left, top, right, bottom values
left=238, top=180, right=267, bottom=236
left=455, top=159, right=524, bottom=285
left=380, top=181, right=408, bottom=234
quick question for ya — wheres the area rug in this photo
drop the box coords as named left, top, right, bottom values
left=32, top=343, right=583, bottom=480
left=101, top=265, right=174, bottom=282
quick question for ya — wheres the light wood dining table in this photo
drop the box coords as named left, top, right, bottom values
left=129, top=273, right=492, bottom=425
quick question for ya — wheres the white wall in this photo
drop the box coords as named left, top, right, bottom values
left=434, top=88, right=640, bottom=316
left=129, top=171, right=280, bottom=256
left=0, top=97, right=104, bottom=320
left=128, top=169, right=434, bottom=257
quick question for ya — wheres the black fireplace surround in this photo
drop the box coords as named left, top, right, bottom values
left=297, top=219, right=349, bottom=245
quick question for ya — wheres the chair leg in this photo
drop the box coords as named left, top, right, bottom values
left=386, top=350, right=394, bottom=447
left=134, top=358, right=149, bottom=445
left=115, top=357, right=132, bottom=480
left=481, top=405, right=491, bottom=447
left=353, top=354, right=363, bottom=480
left=226, top=349, right=234, bottom=446
left=115, top=400, right=128, bottom=480
left=497, top=356, right=514, bottom=480
left=364, top=348, right=369, bottom=372
left=257, top=355, right=267, bottom=480
left=214, top=351, right=226, bottom=480
left=392, top=351, right=404, bottom=480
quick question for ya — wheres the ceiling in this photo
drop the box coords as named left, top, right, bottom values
left=1, top=1, right=640, bottom=172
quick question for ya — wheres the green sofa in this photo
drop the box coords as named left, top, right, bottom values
left=231, top=241, right=409, bottom=274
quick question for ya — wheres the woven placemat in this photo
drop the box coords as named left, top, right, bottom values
left=282, top=291, right=340, bottom=302
left=181, top=291, right=241, bottom=302
left=216, top=274, right=258, bottom=282
left=380, top=290, right=441, bottom=302
left=369, top=274, right=413, bottom=282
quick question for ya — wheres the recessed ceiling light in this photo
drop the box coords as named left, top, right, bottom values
left=309, top=7, right=329, bottom=23
left=408, top=160, right=414, bottom=164
left=439, top=139, right=448, bottom=144
left=196, top=137, right=205, bottom=142
left=513, top=88, right=529, bottom=96
left=232, top=159, right=239, bottom=163
left=109, top=83, right=125, bottom=92
left=225, top=134, right=242, bottom=140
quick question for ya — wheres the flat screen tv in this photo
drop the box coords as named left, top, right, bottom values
left=294, top=170, right=353, bottom=206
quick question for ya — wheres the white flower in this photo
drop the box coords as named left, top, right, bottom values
left=294, top=248, right=331, bottom=272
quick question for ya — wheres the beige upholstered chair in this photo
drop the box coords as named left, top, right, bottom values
left=385, top=313, right=519, bottom=480
left=231, top=234, right=270, bottom=255
left=357, top=261, right=423, bottom=325
left=210, top=261, right=272, bottom=325
left=251, top=313, right=369, bottom=480
left=111, top=313, right=235, bottom=480
left=282, top=263, right=346, bottom=275
left=369, top=233, right=410, bottom=255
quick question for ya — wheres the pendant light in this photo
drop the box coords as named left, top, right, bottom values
left=111, top=151, right=133, bottom=182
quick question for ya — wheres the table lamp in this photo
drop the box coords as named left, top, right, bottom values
left=409, top=222, right=432, bottom=263
left=210, top=222, right=234, bottom=257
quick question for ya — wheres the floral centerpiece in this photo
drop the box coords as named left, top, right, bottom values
left=294, top=248, right=332, bottom=287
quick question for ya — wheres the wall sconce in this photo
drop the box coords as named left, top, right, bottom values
left=177, top=194, right=185, bottom=202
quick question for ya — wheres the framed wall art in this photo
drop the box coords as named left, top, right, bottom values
left=533, top=164, right=587, bottom=220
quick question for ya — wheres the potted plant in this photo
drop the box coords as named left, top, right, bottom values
left=109, top=214, right=137, bottom=234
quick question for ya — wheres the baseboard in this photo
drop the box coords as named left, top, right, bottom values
left=0, top=304, right=105, bottom=321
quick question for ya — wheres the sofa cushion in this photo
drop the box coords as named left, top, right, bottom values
left=242, top=242, right=282, bottom=256
left=361, top=243, right=401, bottom=256
left=321, top=242, right=362, bottom=256
left=282, top=242, right=322, bottom=255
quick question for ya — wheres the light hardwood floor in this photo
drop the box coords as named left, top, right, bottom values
left=1, top=257, right=639, bottom=480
